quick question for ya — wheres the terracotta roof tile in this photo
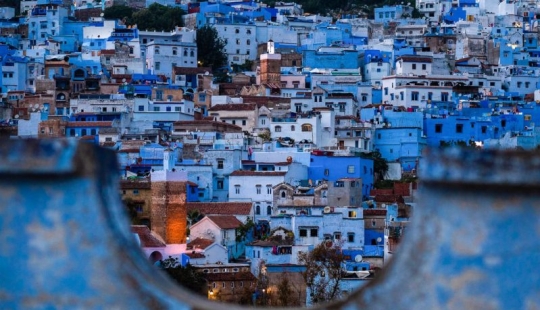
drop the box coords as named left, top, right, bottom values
left=131, top=225, right=166, bottom=247
left=363, top=209, right=387, bottom=216
left=207, top=215, right=243, bottom=229
left=187, top=237, right=214, bottom=250
left=173, top=67, right=212, bottom=75
left=186, top=202, right=252, bottom=215
left=186, top=252, right=205, bottom=258
left=208, top=103, right=257, bottom=111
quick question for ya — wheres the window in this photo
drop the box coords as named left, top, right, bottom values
left=267, top=185, right=272, bottom=194
left=235, top=185, right=240, bottom=194
left=246, top=39, right=250, bottom=45
left=291, top=125, right=295, bottom=131
left=242, top=120, right=246, bottom=126
left=154, top=47, right=160, bottom=54
left=411, top=92, right=419, bottom=101
left=422, top=64, right=426, bottom=70
left=172, top=48, right=177, bottom=55
left=155, top=62, right=160, bottom=70
left=217, top=179, right=224, bottom=189
left=441, top=92, right=449, bottom=101
left=435, top=124, right=443, bottom=133
left=456, top=124, right=463, bottom=133
left=347, top=165, right=355, bottom=173
left=302, top=124, right=312, bottom=132
left=482, top=126, right=487, bottom=134
left=256, top=205, right=260, bottom=215
left=153, top=106, right=160, bottom=112
left=256, top=185, right=261, bottom=194
left=412, top=64, right=417, bottom=70
left=324, top=169, right=329, bottom=176
left=133, top=190, right=139, bottom=195
left=267, top=206, right=272, bottom=215
left=275, top=126, right=282, bottom=132
left=310, top=228, right=318, bottom=237
left=348, top=233, right=355, bottom=243
left=217, top=159, right=224, bottom=169
left=334, top=233, right=341, bottom=240
left=299, top=229, right=307, bottom=237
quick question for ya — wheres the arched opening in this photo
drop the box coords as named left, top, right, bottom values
left=74, top=69, right=85, bottom=79
left=149, top=251, right=163, bottom=264
left=266, top=205, right=272, bottom=215
left=302, top=124, right=312, bottom=132
left=255, top=204, right=260, bottom=215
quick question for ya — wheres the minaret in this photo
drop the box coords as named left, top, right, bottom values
left=150, top=149, right=186, bottom=244
left=259, top=40, right=281, bottom=85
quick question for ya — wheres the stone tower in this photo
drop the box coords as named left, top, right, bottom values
left=259, top=40, right=282, bottom=85
left=150, top=170, right=187, bottom=244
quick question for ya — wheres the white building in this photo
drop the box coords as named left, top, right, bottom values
left=214, top=23, right=257, bottom=65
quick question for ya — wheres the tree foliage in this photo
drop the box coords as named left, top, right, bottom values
left=298, top=242, right=346, bottom=305
left=131, top=3, right=184, bottom=31
left=103, top=5, right=134, bottom=23
left=159, top=257, right=206, bottom=295
left=364, top=150, right=389, bottom=181
left=196, top=25, right=228, bottom=71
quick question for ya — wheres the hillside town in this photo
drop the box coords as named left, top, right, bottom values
left=1, top=0, right=540, bottom=306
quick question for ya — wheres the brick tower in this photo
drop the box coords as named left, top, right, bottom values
left=259, top=40, right=282, bottom=85
left=150, top=163, right=187, bottom=244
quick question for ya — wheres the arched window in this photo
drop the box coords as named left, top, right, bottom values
left=255, top=205, right=260, bottom=215
left=302, top=124, right=312, bottom=132
left=190, top=50, right=194, bottom=57
left=172, top=48, right=177, bottom=55
left=74, top=69, right=85, bottom=78
left=184, top=49, right=188, bottom=57
left=275, top=125, right=282, bottom=132
left=81, top=129, right=87, bottom=136
left=267, top=206, right=272, bottom=215
left=281, top=190, right=286, bottom=198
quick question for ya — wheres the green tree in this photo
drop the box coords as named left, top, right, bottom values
left=196, top=25, right=228, bottom=72
left=160, top=257, right=206, bottom=296
left=131, top=3, right=184, bottom=31
left=103, top=5, right=134, bottom=23
left=364, top=150, right=389, bottom=181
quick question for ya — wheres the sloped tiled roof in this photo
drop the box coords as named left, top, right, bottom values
left=187, top=237, right=214, bottom=250
left=173, top=66, right=211, bottom=75
left=131, top=225, right=166, bottom=248
left=207, top=215, right=242, bottom=230
left=187, top=202, right=252, bottom=215
left=186, top=252, right=205, bottom=258
left=208, top=103, right=257, bottom=111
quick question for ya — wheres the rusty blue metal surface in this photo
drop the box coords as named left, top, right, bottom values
left=1, top=140, right=539, bottom=309
left=0, top=140, right=218, bottom=309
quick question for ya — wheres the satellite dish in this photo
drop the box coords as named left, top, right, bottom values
left=34, top=104, right=39, bottom=109
left=427, top=104, right=432, bottom=108
left=354, top=255, right=363, bottom=262
left=376, top=237, right=382, bottom=243
left=14, top=114, right=19, bottom=119
left=100, top=13, right=104, bottom=17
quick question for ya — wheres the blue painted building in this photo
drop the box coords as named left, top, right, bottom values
left=303, top=50, right=359, bottom=69
left=308, top=154, right=374, bottom=199
left=374, top=127, right=426, bottom=172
